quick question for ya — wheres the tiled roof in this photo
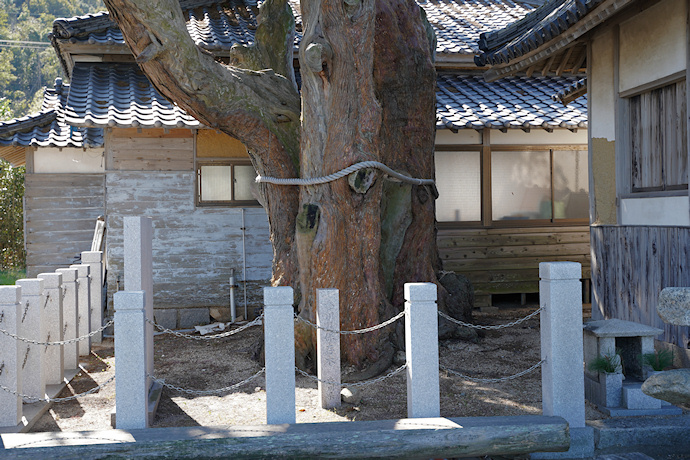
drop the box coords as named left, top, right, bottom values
left=552, top=77, right=586, bottom=105
left=436, top=73, right=587, bottom=130
left=64, top=63, right=200, bottom=129
left=51, top=0, right=537, bottom=57
left=0, top=79, right=103, bottom=148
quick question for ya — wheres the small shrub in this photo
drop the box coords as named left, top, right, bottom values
left=588, top=353, right=622, bottom=374
left=641, top=349, right=674, bottom=371
left=0, top=268, right=25, bottom=285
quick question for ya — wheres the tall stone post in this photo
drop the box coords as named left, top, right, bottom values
left=124, top=216, right=154, bottom=389
left=82, top=251, right=104, bottom=344
left=264, top=286, right=295, bottom=424
left=317, top=288, right=341, bottom=409
left=38, top=272, right=64, bottom=385
left=56, top=268, right=79, bottom=371
left=405, top=282, right=440, bottom=418
left=534, top=261, right=593, bottom=459
left=70, top=264, right=91, bottom=357
left=16, top=278, right=46, bottom=402
left=114, top=291, right=148, bottom=429
left=0, top=286, right=22, bottom=427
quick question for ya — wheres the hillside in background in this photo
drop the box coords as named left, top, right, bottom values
left=0, top=0, right=104, bottom=119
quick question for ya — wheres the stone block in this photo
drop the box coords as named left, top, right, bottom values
left=38, top=272, right=64, bottom=386
left=70, top=264, right=91, bottom=357
left=81, top=251, right=104, bottom=344
left=538, top=261, right=581, bottom=280
left=622, top=382, right=661, bottom=410
left=179, top=308, right=210, bottom=329
left=16, top=278, right=46, bottom=403
left=316, top=289, right=341, bottom=410
left=0, top=285, right=22, bottom=427
left=153, top=309, right=177, bottom=330
left=56, top=268, right=79, bottom=371
left=531, top=426, right=594, bottom=459
left=641, top=369, right=690, bottom=406
left=657, top=287, right=690, bottom=326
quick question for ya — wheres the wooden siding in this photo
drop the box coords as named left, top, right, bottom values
left=591, top=225, right=690, bottom=349
left=24, top=173, right=105, bottom=276
left=438, top=225, right=591, bottom=307
left=108, top=129, right=194, bottom=171
left=105, top=171, right=272, bottom=311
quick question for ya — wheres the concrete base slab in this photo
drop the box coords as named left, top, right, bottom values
left=110, top=380, right=164, bottom=428
left=531, top=426, right=594, bottom=459
left=589, top=414, right=690, bottom=451
left=597, top=404, right=683, bottom=417
left=0, top=368, right=80, bottom=435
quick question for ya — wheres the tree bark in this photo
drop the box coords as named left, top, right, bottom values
left=104, top=0, right=440, bottom=374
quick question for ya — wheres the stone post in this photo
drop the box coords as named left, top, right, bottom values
left=264, top=286, right=295, bottom=424
left=0, top=286, right=22, bottom=427
left=534, top=261, right=593, bottom=459
left=82, top=251, right=104, bottom=344
left=70, top=264, right=91, bottom=357
left=317, top=288, right=341, bottom=409
left=16, top=278, right=46, bottom=402
left=56, top=268, right=79, bottom=371
left=124, top=216, right=154, bottom=389
left=405, top=282, right=440, bottom=418
left=114, top=291, right=148, bottom=429
left=37, top=272, right=64, bottom=385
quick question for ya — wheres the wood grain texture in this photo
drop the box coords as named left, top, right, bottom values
left=591, top=225, right=690, bottom=348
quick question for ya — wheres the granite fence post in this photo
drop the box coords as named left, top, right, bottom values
left=16, top=278, right=46, bottom=402
left=81, top=251, right=104, bottom=344
left=37, top=272, right=64, bottom=386
left=264, top=286, right=295, bottom=424
left=114, top=291, right=148, bottom=429
left=317, top=289, right=341, bottom=409
left=539, top=262, right=585, bottom=428
left=70, top=264, right=91, bottom=357
left=56, top=268, right=79, bottom=371
left=0, top=285, right=22, bottom=427
left=124, top=216, right=154, bottom=390
left=405, top=282, right=440, bottom=418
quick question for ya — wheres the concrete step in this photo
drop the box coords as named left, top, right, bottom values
left=621, top=382, right=660, bottom=410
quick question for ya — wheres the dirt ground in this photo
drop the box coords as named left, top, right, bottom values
left=29, top=304, right=682, bottom=432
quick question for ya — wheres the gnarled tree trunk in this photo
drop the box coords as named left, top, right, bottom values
left=104, top=0, right=444, bottom=375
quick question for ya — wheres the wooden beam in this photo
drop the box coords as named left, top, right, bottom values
left=570, top=47, right=587, bottom=75
left=556, top=46, right=575, bottom=76
left=0, top=416, right=570, bottom=459
left=526, top=64, right=537, bottom=77
left=541, top=55, right=557, bottom=76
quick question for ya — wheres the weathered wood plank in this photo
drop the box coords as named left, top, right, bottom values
left=25, top=195, right=105, bottom=209
left=25, top=173, right=104, bottom=187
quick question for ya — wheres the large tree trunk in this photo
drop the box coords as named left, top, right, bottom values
left=104, top=0, right=441, bottom=375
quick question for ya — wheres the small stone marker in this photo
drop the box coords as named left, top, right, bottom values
left=38, top=272, right=64, bottom=386
left=405, top=282, right=440, bottom=419
left=70, top=264, right=91, bottom=357
left=56, top=268, right=79, bottom=370
left=81, top=251, right=104, bottom=343
left=264, top=286, right=295, bottom=425
left=316, top=289, right=341, bottom=409
left=16, top=278, right=46, bottom=403
left=657, top=287, right=690, bottom=326
left=0, top=285, right=23, bottom=427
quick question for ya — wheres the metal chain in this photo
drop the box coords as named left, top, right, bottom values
left=0, top=320, right=114, bottom=345
left=438, top=306, right=542, bottom=330
left=295, top=310, right=405, bottom=335
left=440, top=359, right=545, bottom=383
left=0, top=375, right=115, bottom=402
left=147, top=368, right=265, bottom=395
left=146, top=314, right=263, bottom=340
left=295, top=363, right=407, bottom=388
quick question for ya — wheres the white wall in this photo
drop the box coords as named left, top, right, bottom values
left=620, top=196, right=690, bottom=226
left=619, top=0, right=686, bottom=94
left=490, top=129, right=587, bottom=145
left=34, top=148, right=105, bottom=173
left=590, top=29, right=616, bottom=142
left=435, top=129, right=481, bottom=145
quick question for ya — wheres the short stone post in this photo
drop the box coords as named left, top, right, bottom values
left=16, top=278, right=46, bottom=402
left=114, top=291, right=148, bottom=429
left=124, top=216, right=154, bottom=389
left=535, top=262, right=592, bottom=459
left=317, top=289, right=341, bottom=409
left=82, top=251, right=104, bottom=344
left=264, top=286, right=295, bottom=425
left=0, top=286, right=22, bottom=427
left=71, top=264, right=91, bottom=357
left=56, top=268, right=79, bottom=371
left=405, top=282, right=440, bottom=418
left=38, top=272, right=64, bottom=385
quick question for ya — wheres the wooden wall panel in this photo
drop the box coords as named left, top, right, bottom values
left=105, top=171, right=272, bottom=311
left=109, top=134, right=194, bottom=171
left=591, top=225, right=690, bottom=349
left=24, top=173, right=105, bottom=277
left=438, top=225, right=591, bottom=307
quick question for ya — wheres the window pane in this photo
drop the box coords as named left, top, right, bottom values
left=553, top=150, right=589, bottom=219
left=435, top=151, right=481, bottom=222
left=200, top=165, right=232, bottom=201
left=492, top=151, right=551, bottom=221
left=234, top=165, right=256, bottom=201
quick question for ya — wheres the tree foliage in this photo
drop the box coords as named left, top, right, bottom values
left=0, top=159, right=25, bottom=270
